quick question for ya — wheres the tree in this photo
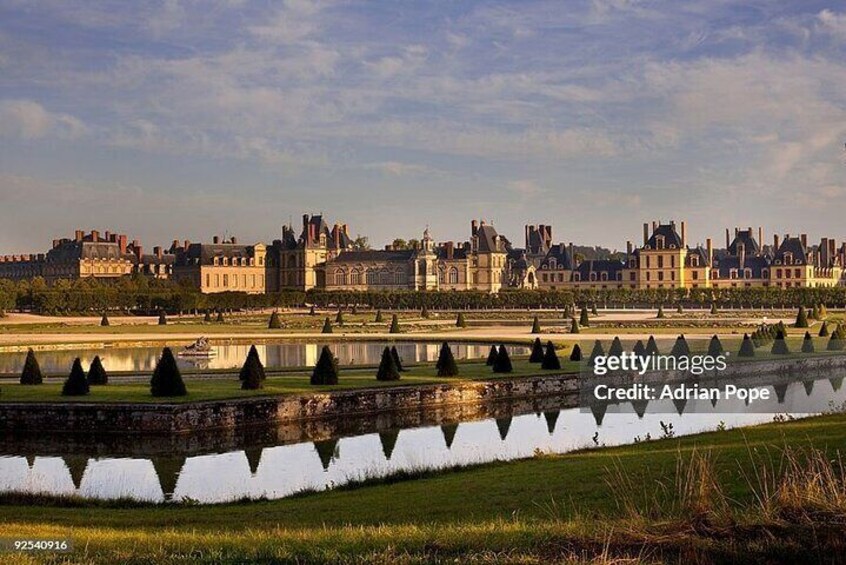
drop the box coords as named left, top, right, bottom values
left=820, top=304, right=828, bottom=319
left=531, top=316, right=541, bottom=334
left=216, top=311, right=225, bottom=323
left=587, top=340, right=605, bottom=366
left=676, top=304, right=684, bottom=314
left=492, top=344, right=513, bottom=373
left=570, top=318, right=580, bottom=334
left=771, top=330, right=789, bottom=354
left=486, top=345, right=498, bottom=366
left=828, top=325, right=845, bottom=352
left=421, top=306, right=430, bottom=319
left=579, top=306, right=590, bottom=327
left=87, top=355, right=108, bottom=385
left=351, top=235, right=370, bottom=250
left=436, top=342, right=459, bottom=377
left=801, top=331, right=815, bottom=353
left=390, top=345, right=404, bottom=372
left=391, top=238, right=409, bottom=250
left=62, top=358, right=90, bottom=396
left=738, top=334, right=755, bottom=357
left=151, top=348, right=187, bottom=397
left=671, top=335, right=690, bottom=358
left=794, top=306, right=809, bottom=328
left=529, top=337, right=544, bottom=363
left=309, top=305, right=316, bottom=316
left=336, top=309, right=344, bottom=325
left=569, top=343, right=582, bottom=361
left=322, top=317, right=333, bottom=334
left=811, top=304, right=820, bottom=320
left=645, top=336, right=659, bottom=356
left=656, top=305, right=665, bottom=319
left=541, top=341, right=561, bottom=370
left=591, top=304, right=598, bottom=316
left=389, top=314, right=401, bottom=334
left=268, top=311, right=282, bottom=329
left=204, top=311, right=212, bottom=323
left=633, top=340, right=646, bottom=358
left=456, top=312, right=467, bottom=328
left=158, top=311, right=167, bottom=325
left=819, top=321, right=830, bottom=337
left=608, top=336, right=623, bottom=357
left=240, top=345, right=266, bottom=389
left=375, top=309, right=384, bottom=323
left=710, top=303, right=718, bottom=315
left=311, top=345, right=339, bottom=385
left=376, top=346, right=401, bottom=381
left=20, top=349, right=43, bottom=385
left=707, top=335, right=724, bottom=356
left=100, top=313, right=110, bottom=327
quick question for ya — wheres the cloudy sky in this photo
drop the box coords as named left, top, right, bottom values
left=1, top=0, right=845, bottom=253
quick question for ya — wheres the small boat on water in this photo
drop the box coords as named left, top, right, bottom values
left=178, top=336, right=217, bottom=357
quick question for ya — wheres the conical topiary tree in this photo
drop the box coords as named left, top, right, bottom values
left=87, top=355, right=108, bottom=385
left=216, top=311, right=225, bottom=323
left=819, top=321, right=830, bottom=337
left=151, top=347, right=187, bottom=397
left=771, top=330, right=789, bottom=355
left=795, top=306, right=809, bottom=328
left=486, top=345, right=498, bottom=366
left=579, top=306, right=590, bottom=327
left=456, top=312, right=467, bottom=328
left=591, top=304, right=598, bottom=316
left=570, top=343, right=582, bottom=361
left=389, top=314, right=401, bottom=334
left=436, top=342, right=459, bottom=377
left=608, top=336, right=624, bottom=357
left=656, top=305, right=665, bottom=319
left=321, top=317, right=333, bottom=334
left=801, top=331, right=815, bottom=353
left=529, top=337, right=544, bottom=363
left=588, top=340, right=605, bottom=366
left=531, top=316, right=541, bottom=334
left=375, top=310, right=384, bottom=323
left=710, top=303, right=718, bottom=315
left=311, top=345, right=339, bottom=385
left=707, top=335, right=724, bottom=356
left=570, top=318, right=580, bottom=334
left=376, top=346, right=401, bottom=381
left=738, top=334, right=755, bottom=357
left=100, top=313, right=110, bottom=327
left=351, top=304, right=358, bottom=315
left=811, top=304, right=820, bottom=321
left=421, top=306, right=430, bottom=319
left=541, top=341, right=560, bottom=370
left=633, top=340, right=646, bottom=358
left=492, top=344, right=512, bottom=373
left=671, top=335, right=690, bottom=358
left=62, top=358, right=90, bottom=396
left=645, top=336, right=659, bottom=356
left=158, top=311, right=167, bottom=325
left=309, top=305, right=316, bottom=316
left=819, top=304, right=828, bottom=319
left=20, top=349, right=43, bottom=385
left=676, top=304, right=683, bottom=314
left=390, top=345, right=404, bottom=372
left=240, top=345, right=266, bottom=389
left=204, top=311, right=212, bottom=323
left=335, top=309, right=344, bottom=326
left=268, top=311, right=282, bottom=329
left=827, top=325, right=845, bottom=351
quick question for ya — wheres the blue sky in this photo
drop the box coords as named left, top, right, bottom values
left=1, top=0, right=845, bottom=253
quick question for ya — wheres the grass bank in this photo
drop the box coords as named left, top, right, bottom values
left=2, top=413, right=846, bottom=562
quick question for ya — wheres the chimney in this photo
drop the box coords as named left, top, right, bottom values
left=119, top=235, right=128, bottom=255
left=626, top=240, right=633, bottom=255
left=643, top=223, right=649, bottom=246
left=821, top=238, right=829, bottom=266
left=213, top=236, right=220, bottom=244
left=231, top=236, right=237, bottom=245
left=91, top=230, right=100, bottom=242
left=154, top=246, right=162, bottom=259
left=706, top=238, right=713, bottom=266
left=134, top=245, right=143, bottom=260
left=568, top=242, right=575, bottom=266
left=652, top=220, right=657, bottom=232
left=105, top=230, right=111, bottom=242
left=830, top=239, right=836, bottom=265
left=774, top=234, right=780, bottom=251
left=172, top=239, right=179, bottom=251
left=680, top=221, right=687, bottom=247
left=302, top=214, right=309, bottom=231
left=75, top=230, right=84, bottom=242
left=184, top=240, right=190, bottom=250
left=525, top=225, right=530, bottom=249
left=758, top=227, right=763, bottom=251
left=52, top=239, right=60, bottom=249
left=800, top=233, right=807, bottom=248
left=726, top=228, right=730, bottom=249
left=471, top=220, right=478, bottom=237
left=334, top=225, right=340, bottom=248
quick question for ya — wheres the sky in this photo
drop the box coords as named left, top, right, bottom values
left=1, top=0, right=845, bottom=253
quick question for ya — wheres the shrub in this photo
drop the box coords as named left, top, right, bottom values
left=531, top=316, right=541, bottom=334
left=633, top=340, right=645, bottom=358
left=828, top=326, right=845, bottom=352
left=541, top=341, right=560, bottom=370
left=158, top=311, right=167, bottom=325
left=150, top=348, right=187, bottom=397
left=383, top=346, right=401, bottom=373
left=376, top=346, right=401, bottom=381
left=100, top=313, right=110, bottom=327
left=801, top=331, right=815, bottom=353
left=311, top=345, right=339, bottom=385
left=608, top=336, right=623, bottom=357
left=738, top=334, right=755, bottom=357
left=216, top=311, right=225, bottom=323
left=436, top=342, right=459, bottom=377
left=671, top=335, right=690, bottom=358
left=240, top=345, right=266, bottom=390
left=529, top=337, right=544, bottom=363
left=707, top=335, right=724, bottom=356
left=569, top=343, right=582, bottom=361
left=456, top=312, right=467, bottom=328
left=587, top=340, right=605, bottom=366
left=819, top=304, right=828, bottom=319
left=204, top=311, right=212, bottom=323
left=351, top=304, right=358, bottom=315
left=656, top=305, right=665, bottom=319
left=321, top=317, right=333, bottom=334
left=570, top=318, right=580, bottom=334
left=579, top=306, right=589, bottom=327
left=389, top=314, right=401, bottom=334
left=309, top=305, right=316, bottom=316
left=819, top=322, right=830, bottom=337
left=62, top=358, right=90, bottom=396
left=486, top=345, right=498, bottom=366
left=645, top=336, right=659, bottom=356
left=676, top=304, right=683, bottom=314
left=421, top=306, right=430, bottom=319
left=268, top=311, right=282, bottom=329
left=335, top=310, right=344, bottom=325
left=795, top=306, right=809, bottom=328
left=375, top=310, right=384, bottom=323
left=492, top=344, right=512, bottom=373
left=710, top=303, right=718, bottom=315
left=87, top=355, right=108, bottom=385
left=771, top=330, right=790, bottom=355
left=591, top=304, right=598, bottom=316
left=811, top=304, right=820, bottom=320
left=20, top=349, right=43, bottom=385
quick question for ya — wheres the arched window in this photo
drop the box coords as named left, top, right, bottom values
left=449, top=267, right=459, bottom=284
left=334, top=270, right=346, bottom=286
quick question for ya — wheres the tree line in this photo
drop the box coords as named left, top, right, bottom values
left=1, top=276, right=845, bottom=316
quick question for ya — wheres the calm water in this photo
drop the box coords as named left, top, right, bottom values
left=0, top=342, right=526, bottom=374
left=0, top=375, right=843, bottom=503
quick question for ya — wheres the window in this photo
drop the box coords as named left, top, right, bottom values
left=658, top=272, right=664, bottom=281
left=394, top=270, right=405, bottom=285
left=334, top=270, right=346, bottom=286
left=744, top=268, right=752, bottom=279
left=795, top=268, right=801, bottom=278
left=366, top=270, right=377, bottom=285
left=658, top=256, right=664, bottom=268
left=223, top=274, right=229, bottom=286
left=449, top=268, right=459, bottom=284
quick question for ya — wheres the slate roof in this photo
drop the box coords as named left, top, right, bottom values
left=176, top=243, right=256, bottom=266
left=645, top=224, right=683, bottom=249
left=476, top=224, right=505, bottom=253
left=773, top=237, right=808, bottom=265
left=713, top=255, right=771, bottom=278
left=45, top=241, right=134, bottom=263
left=539, top=243, right=575, bottom=271
left=330, top=250, right=415, bottom=264
left=728, top=230, right=760, bottom=255
left=685, top=247, right=710, bottom=267
left=574, top=259, right=625, bottom=279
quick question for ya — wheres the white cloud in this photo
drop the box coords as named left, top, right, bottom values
left=0, top=99, right=86, bottom=139
left=817, top=9, right=846, bottom=39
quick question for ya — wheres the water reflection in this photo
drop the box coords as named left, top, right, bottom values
left=0, top=342, right=527, bottom=375
left=1, top=375, right=844, bottom=503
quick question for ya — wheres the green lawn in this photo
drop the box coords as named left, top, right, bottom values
left=1, top=413, right=845, bottom=563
